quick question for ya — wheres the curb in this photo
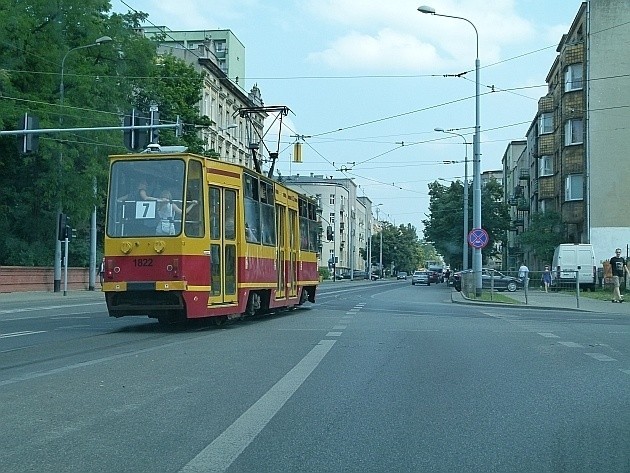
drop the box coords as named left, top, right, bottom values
left=450, top=289, right=590, bottom=312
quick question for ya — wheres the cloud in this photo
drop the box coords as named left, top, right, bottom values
left=304, top=0, right=538, bottom=72
left=307, top=28, right=444, bottom=72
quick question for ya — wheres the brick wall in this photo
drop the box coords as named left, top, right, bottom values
left=0, top=267, right=92, bottom=293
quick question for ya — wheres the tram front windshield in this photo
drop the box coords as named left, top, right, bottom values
left=107, top=159, right=186, bottom=238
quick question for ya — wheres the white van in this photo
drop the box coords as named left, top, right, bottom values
left=551, top=244, right=597, bottom=291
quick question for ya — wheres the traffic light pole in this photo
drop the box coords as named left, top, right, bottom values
left=63, top=236, right=69, bottom=296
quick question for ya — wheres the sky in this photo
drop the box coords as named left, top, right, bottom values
left=110, top=0, right=585, bottom=234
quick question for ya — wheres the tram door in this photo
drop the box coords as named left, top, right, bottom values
left=288, top=208, right=298, bottom=298
left=208, top=186, right=237, bottom=305
left=276, top=205, right=286, bottom=299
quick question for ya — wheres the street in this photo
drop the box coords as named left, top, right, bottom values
left=1, top=282, right=629, bottom=472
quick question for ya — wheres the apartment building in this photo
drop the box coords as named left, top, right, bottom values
left=140, top=27, right=265, bottom=167
left=282, top=175, right=373, bottom=276
left=505, top=1, right=630, bottom=265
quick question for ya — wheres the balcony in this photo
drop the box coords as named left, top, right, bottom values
left=512, top=218, right=524, bottom=227
left=508, top=197, right=518, bottom=206
left=519, top=169, right=530, bottom=180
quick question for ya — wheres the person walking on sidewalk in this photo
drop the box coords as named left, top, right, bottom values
left=609, top=248, right=628, bottom=303
left=541, top=265, right=552, bottom=293
left=518, top=262, right=530, bottom=291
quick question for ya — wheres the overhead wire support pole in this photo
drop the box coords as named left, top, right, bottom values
left=418, top=5, right=482, bottom=295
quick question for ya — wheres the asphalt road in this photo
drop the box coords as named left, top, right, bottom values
left=1, top=281, right=629, bottom=472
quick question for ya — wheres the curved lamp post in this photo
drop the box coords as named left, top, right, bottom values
left=54, top=35, right=113, bottom=292
left=435, top=128, right=470, bottom=270
left=418, top=5, right=482, bottom=294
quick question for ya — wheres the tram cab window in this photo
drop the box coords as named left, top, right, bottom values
left=107, top=159, right=185, bottom=238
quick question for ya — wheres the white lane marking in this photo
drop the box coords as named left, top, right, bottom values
left=332, top=325, right=347, bottom=330
left=584, top=353, right=617, bottom=362
left=620, top=369, right=630, bottom=376
left=325, top=332, right=343, bottom=337
left=0, top=330, right=46, bottom=339
left=0, top=302, right=103, bottom=315
left=0, top=338, right=192, bottom=387
left=538, top=332, right=560, bottom=338
left=558, top=341, right=584, bottom=348
left=179, top=339, right=337, bottom=473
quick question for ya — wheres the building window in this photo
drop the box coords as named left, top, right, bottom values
left=538, top=113, right=553, bottom=135
left=565, top=63, right=583, bottom=92
left=329, top=194, right=335, bottom=205
left=329, top=212, right=335, bottom=224
left=565, top=119, right=583, bottom=145
left=539, top=155, right=553, bottom=177
left=565, top=174, right=583, bottom=201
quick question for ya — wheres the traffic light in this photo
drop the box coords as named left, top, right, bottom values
left=149, top=109, right=160, bottom=144
left=326, top=225, right=334, bottom=241
left=58, top=213, right=73, bottom=241
left=17, top=113, right=39, bottom=153
left=123, top=109, right=148, bottom=152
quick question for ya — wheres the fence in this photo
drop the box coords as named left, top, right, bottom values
left=0, top=266, right=93, bottom=293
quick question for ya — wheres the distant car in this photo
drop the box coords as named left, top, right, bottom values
left=412, top=270, right=430, bottom=286
left=370, top=272, right=380, bottom=281
left=397, top=271, right=408, bottom=280
left=452, top=269, right=522, bottom=292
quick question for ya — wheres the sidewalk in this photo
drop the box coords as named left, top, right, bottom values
left=453, top=287, right=630, bottom=314
left=0, top=289, right=105, bottom=304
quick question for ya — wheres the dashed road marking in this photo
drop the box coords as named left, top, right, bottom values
left=585, top=353, right=617, bottom=362
left=0, top=330, right=46, bottom=339
left=537, top=332, right=560, bottom=338
left=558, top=341, right=584, bottom=348
left=326, top=332, right=343, bottom=337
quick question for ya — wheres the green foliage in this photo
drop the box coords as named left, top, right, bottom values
left=422, top=178, right=510, bottom=269
left=370, top=222, right=423, bottom=274
left=519, top=211, right=566, bottom=263
left=0, top=1, right=212, bottom=266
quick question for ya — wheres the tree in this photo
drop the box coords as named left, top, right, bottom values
left=422, top=178, right=510, bottom=269
left=367, top=222, right=424, bottom=275
left=519, top=211, right=566, bottom=264
left=0, top=2, right=216, bottom=266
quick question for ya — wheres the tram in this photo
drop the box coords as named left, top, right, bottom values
left=102, top=149, right=319, bottom=324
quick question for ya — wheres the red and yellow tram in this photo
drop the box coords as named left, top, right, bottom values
left=103, top=150, right=319, bottom=324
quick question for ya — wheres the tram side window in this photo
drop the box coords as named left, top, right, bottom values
left=308, top=202, right=320, bottom=252
left=260, top=181, right=276, bottom=246
left=209, top=187, right=221, bottom=240
left=298, top=197, right=309, bottom=251
left=185, top=160, right=204, bottom=237
left=225, top=189, right=236, bottom=241
left=244, top=174, right=260, bottom=243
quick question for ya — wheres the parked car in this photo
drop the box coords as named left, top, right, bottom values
left=370, top=272, right=380, bottom=280
left=397, top=271, right=408, bottom=280
left=452, top=269, right=522, bottom=292
left=412, top=270, right=431, bottom=286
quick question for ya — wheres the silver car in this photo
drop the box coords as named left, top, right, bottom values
left=411, top=270, right=430, bottom=286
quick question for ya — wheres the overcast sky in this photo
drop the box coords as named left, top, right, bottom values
left=110, top=0, right=584, bottom=233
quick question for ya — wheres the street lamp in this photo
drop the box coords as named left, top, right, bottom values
left=54, top=35, right=113, bottom=292
left=375, top=204, right=383, bottom=279
left=418, top=5, right=482, bottom=294
left=435, top=127, right=470, bottom=270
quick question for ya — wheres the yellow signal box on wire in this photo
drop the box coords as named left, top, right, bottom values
left=293, top=142, right=302, bottom=163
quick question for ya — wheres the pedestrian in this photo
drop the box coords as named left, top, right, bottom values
left=609, top=248, right=628, bottom=303
left=518, top=262, right=530, bottom=290
left=541, top=265, right=552, bottom=293
left=99, top=258, right=105, bottom=286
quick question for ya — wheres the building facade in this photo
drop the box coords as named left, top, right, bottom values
left=282, top=175, right=373, bottom=276
left=141, top=27, right=265, bottom=167
left=504, top=1, right=630, bottom=266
